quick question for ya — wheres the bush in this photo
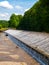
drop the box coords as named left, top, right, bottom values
left=0, top=25, right=2, bottom=29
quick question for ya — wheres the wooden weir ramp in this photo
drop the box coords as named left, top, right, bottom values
left=5, top=29, right=49, bottom=65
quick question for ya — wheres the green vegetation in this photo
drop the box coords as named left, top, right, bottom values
left=0, top=28, right=8, bottom=32
left=0, top=24, right=2, bottom=29
left=0, top=20, right=9, bottom=28
left=18, top=0, right=49, bottom=32
left=8, top=14, right=23, bottom=28
left=0, top=20, right=8, bottom=31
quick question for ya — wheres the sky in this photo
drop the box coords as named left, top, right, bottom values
left=0, top=0, right=38, bottom=20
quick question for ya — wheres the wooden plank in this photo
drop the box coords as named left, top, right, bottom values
left=5, top=29, right=49, bottom=57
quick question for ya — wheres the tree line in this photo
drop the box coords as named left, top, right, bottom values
left=0, top=0, right=49, bottom=32
left=0, top=20, right=9, bottom=29
left=18, top=0, right=49, bottom=32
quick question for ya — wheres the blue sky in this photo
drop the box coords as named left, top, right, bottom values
left=0, top=0, right=38, bottom=20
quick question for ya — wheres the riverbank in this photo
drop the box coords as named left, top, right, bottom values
left=0, top=28, right=8, bottom=32
left=0, top=33, right=39, bottom=65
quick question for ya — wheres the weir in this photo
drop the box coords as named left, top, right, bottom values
left=5, top=29, right=49, bottom=65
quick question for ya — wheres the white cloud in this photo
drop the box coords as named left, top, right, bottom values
left=0, top=1, right=13, bottom=9
left=14, top=13, right=23, bottom=16
left=14, top=13, right=19, bottom=15
left=25, top=8, right=30, bottom=12
left=15, top=5, right=23, bottom=10
left=0, top=13, right=10, bottom=20
left=0, top=13, right=9, bottom=17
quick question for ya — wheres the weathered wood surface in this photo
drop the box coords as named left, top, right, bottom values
left=0, top=33, right=40, bottom=65
left=5, top=29, right=49, bottom=58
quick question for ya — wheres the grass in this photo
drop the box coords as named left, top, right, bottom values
left=0, top=28, right=8, bottom=32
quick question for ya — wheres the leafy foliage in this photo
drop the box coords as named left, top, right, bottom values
left=18, top=0, right=49, bottom=32
left=0, top=20, right=9, bottom=28
left=8, top=14, right=23, bottom=28
left=0, top=24, right=2, bottom=29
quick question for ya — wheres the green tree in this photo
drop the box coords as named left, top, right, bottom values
left=19, top=0, right=49, bottom=32
left=9, top=14, right=22, bottom=28
left=0, top=20, right=9, bottom=28
left=0, top=24, right=2, bottom=29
